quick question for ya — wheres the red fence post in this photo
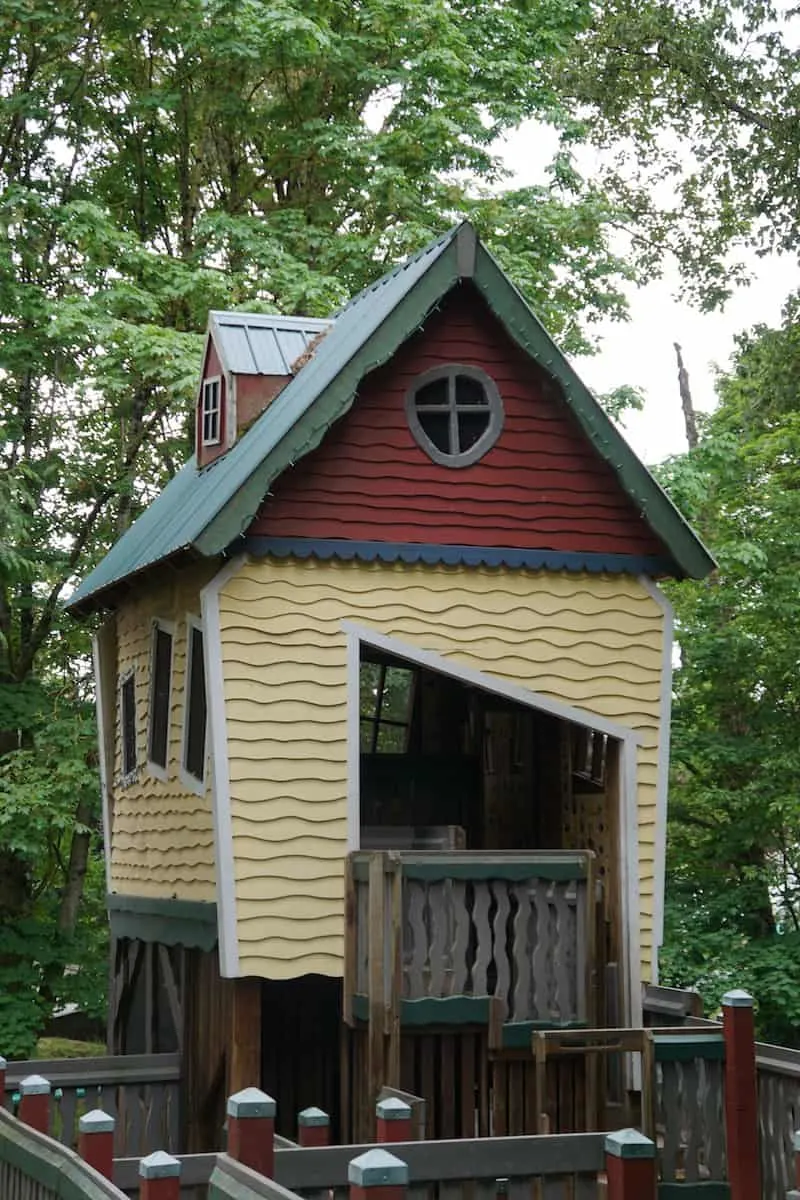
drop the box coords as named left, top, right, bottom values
left=605, top=1129, right=656, bottom=1199
left=298, top=1106, right=330, bottom=1147
left=78, top=1109, right=115, bottom=1180
left=139, top=1151, right=181, bottom=1200
left=722, top=988, right=761, bottom=1200
left=376, top=1097, right=412, bottom=1144
left=19, top=1074, right=50, bottom=1133
left=349, top=1148, right=408, bottom=1200
left=0, top=1056, right=6, bottom=1107
left=226, top=1086, right=276, bottom=1178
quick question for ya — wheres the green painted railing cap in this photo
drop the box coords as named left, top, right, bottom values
left=20, top=1074, right=51, bottom=1095
left=376, top=1096, right=412, bottom=1120
left=722, top=988, right=753, bottom=1008
left=139, top=1151, right=181, bottom=1179
left=298, top=1106, right=330, bottom=1126
left=79, top=1109, right=115, bottom=1133
left=227, top=1087, right=276, bottom=1119
left=348, top=1148, right=409, bottom=1187
left=605, top=1129, right=656, bottom=1159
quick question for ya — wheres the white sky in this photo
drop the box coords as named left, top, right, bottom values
left=499, top=122, right=800, bottom=465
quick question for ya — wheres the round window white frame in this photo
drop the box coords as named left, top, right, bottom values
left=405, top=364, right=504, bottom=468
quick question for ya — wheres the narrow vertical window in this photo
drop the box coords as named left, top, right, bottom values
left=184, top=622, right=207, bottom=783
left=201, top=377, right=221, bottom=446
left=148, top=622, right=173, bottom=774
left=120, top=671, right=137, bottom=780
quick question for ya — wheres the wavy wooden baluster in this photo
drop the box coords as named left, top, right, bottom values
left=472, top=881, right=492, bottom=995
left=450, top=880, right=470, bottom=995
left=429, top=880, right=450, bottom=996
left=531, top=879, right=551, bottom=1022
left=406, top=880, right=428, bottom=997
left=511, top=882, right=532, bottom=1022
left=493, top=881, right=511, bottom=1008
left=703, top=1059, right=725, bottom=1182
left=554, top=880, right=578, bottom=1022
left=660, top=1061, right=682, bottom=1183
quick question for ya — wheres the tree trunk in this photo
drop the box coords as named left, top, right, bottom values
left=674, top=342, right=699, bottom=450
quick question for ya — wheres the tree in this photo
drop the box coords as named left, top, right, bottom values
left=657, top=300, right=800, bottom=1042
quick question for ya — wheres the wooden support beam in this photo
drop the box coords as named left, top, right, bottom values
left=367, top=852, right=387, bottom=1113
left=229, top=977, right=262, bottom=1097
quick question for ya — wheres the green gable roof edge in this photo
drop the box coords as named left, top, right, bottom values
left=472, top=244, right=715, bottom=580
left=194, top=241, right=462, bottom=556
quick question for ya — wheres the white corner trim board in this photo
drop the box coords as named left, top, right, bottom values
left=638, top=575, right=674, bottom=984
left=201, top=555, right=248, bottom=978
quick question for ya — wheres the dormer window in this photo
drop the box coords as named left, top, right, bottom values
left=201, top=376, right=222, bottom=446
left=406, top=365, right=503, bottom=467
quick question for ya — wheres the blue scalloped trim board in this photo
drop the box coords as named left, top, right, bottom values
left=242, top=535, right=674, bottom=576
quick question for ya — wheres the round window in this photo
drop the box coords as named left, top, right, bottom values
left=405, top=365, right=503, bottom=467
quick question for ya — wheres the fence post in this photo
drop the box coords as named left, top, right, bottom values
left=19, top=1074, right=50, bottom=1133
left=0, top=1056, right=6, bottom=1107
left=605, top=1129, right=656, bottom=1199
left=376, top=1096, right=412, bottom=1143
left=788, top=1130, right=800, bottom=1199
left=298, top=1106, right=330, bottom=1147
left=722, top=988, right=761, bottom=1200
left=226, top=1086, right=276, bottom=1178
left=139, top=1151, right=181, bottom=1200
left=78, top=1109, right=115, bottom=1180
left=349, top=1148, right=408, bottom=1200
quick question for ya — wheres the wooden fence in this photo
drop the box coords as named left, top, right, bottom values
left=5, top=1051, right=181, bottom=1157
left=0, top=1103, right=128, bottom=1200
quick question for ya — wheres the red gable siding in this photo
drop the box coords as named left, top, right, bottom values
left=248, top=285, right=668, bottom=559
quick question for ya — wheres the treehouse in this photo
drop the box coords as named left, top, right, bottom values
left=68, top=223, right=714, bottom=1151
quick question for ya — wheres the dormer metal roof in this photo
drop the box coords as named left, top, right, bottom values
left=208, top=312, right=332, bottom=377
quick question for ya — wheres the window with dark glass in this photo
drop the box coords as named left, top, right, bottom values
left=184, top=624, right=207, bottom=782
left=148, top=623, right=173, bottom=771
left=406, top=365, right=503, bottom=467
left=121, top=671, right=137, bottom=779
left=201, top=377, right=221, bottom=446
left=360, top=662, right=415, bottom=753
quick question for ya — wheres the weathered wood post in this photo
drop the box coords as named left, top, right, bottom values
left=78, top=1109, right=116, bottom=1180
left=0, top=1055, right=6, bottom=1106
left=139, top=1151, right=181, bottom=1200
left=226, top=1086, right=276, bottom=1178
left=298, top=1106, right=330, bottom=1147
left=19, top=1074, right=51, bottom=1133
left=722, top=988, right=761, bottom=1200
left=349, top=1148, right=408, bottom=1200
left=605, top=1128, right=656, bottom=1199
left=376, top=1095, right=412, bottom=1143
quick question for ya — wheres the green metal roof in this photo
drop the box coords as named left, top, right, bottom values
left=68, top=223, right=714, bottom=613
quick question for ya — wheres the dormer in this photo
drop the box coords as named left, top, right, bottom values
left=196, top=311, right=332, bottom=467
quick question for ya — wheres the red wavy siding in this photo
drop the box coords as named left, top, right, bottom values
left=249, top=285, right=668, bottom=558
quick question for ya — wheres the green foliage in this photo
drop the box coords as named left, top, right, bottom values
left=657, top=299, right=800, bottom=1042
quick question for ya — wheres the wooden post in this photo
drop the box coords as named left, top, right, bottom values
left=139, top=1151, right=181, bottom=1200
left=367, top=853, right=387, bottom=1116
left=722, top=988, right=761, bottom=1200
left=0, top=1055, right=6, bottom=1107
left=376, top=1096, right=412, bottom=1143
left=229, top=978, right=262, bottom=1098
left=226, top=1086, right=276, bottom=1178
left=605, top=1128, right=656, bottom=1199
left=349, top=1148, right=408, bottom=1200
left=78, top=1109, right=115, bottom=1180
left=19, top=1074, right=50, bottom=1133
left=298, top=1106, right=330, bottom=1147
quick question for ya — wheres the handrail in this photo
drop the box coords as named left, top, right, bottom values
left=0, top=1105, right=127, bottom=1199
left=5, top=1051, right=181, bottom=1090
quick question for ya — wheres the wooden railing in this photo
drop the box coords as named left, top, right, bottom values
left=5, top=1052, right=181, bottom=1157
left=345, top=850, right=599, bottom=1026
left=0, top=1103, right=127, bottom=1200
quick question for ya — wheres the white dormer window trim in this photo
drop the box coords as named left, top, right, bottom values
left=201, top=376, right=222, bottom=447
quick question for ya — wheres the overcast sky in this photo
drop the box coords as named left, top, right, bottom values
left=499, top=123, right=800, bottom=466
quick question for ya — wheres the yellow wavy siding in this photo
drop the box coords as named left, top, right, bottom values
left=110, top=563, right=218, bottom=901
left=219, top=557, right=665, bottom=980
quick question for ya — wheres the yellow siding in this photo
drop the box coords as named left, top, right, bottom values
left=110, top=562, right=218, bottom=901
left=219, top=557, right=665, bottom=980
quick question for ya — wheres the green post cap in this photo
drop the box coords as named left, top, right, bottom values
left=376, top=1096, right=412, bottom=1121
left=299, top=1106, right=329, bottom=1127
left=227, top=1087, right=276, bottom=1119
left=793, top=1130, right=800, bottom=1153
left=79, top=1109, right=115, bottom=1134
left=0, top=1056, right=7, bottom=1070
left=604, top=1129, right=656, bottom=1159
left=348, top=1148, right=409, bottom=1187
left=20, top=1075, right=51, bottom=1095
left=722, top=989, right=754, bottom=1008
left=139, top=1151, right=181, bottom=1179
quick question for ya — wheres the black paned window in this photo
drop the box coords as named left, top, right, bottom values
left=407, top=366, right=503, bottom=467
left=202, top=378, right=221, bottom=446
left=184, top=625, right=207, bottom=782
left=148, top=624, right=173, bottom=771
left=121, top=672, right=137, bottom=779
